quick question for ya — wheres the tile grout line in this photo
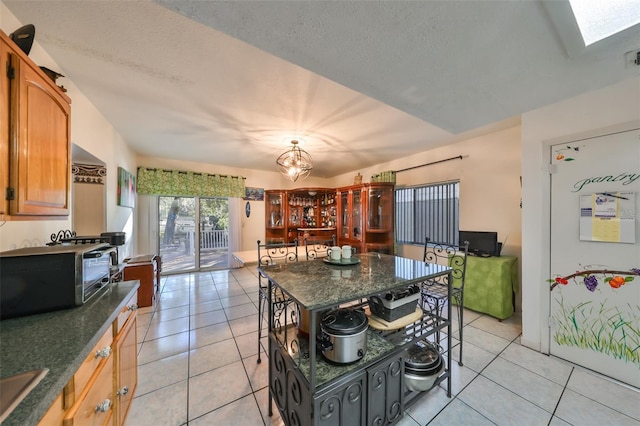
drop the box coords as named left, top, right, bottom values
left=546, top=367, right=574, bottom=426
left=423, top=320, right=512, bottom=425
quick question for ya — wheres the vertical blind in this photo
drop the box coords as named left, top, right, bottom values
left=395, top=181, right=460, bottom=245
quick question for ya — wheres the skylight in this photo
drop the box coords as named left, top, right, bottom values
left=569, top=0, right=640, bottom=46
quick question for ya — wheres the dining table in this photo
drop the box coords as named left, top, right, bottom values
left=258, top=252, right=453, bottom=425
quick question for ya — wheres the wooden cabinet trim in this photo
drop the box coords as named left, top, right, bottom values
left=38, top=392, right=65, bottom=426
left=0, top=31, right=71, bottom=103
left=114, top=315, right=137, bottom=426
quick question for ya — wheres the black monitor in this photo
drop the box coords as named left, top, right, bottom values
left=459, top=231, right=500, bottom=257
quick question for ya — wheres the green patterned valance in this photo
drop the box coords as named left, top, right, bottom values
left=371, top=170, right=396, bottom=183
left=137, top=167, right=245, bottom=198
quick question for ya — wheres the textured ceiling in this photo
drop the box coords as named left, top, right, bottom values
left=3, top=0, right=639, bottom=178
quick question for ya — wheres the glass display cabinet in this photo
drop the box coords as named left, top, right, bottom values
left=337, top=183, right=394, bottom=254
left=265, top=191, right=286, bottom=244
left=338, top=185, right=364, bottom=245
left=266, top=189, right=338, bottom=244
left=364, top=183, right=395, bottom=254
left=264, top=184, right=393, bottom=252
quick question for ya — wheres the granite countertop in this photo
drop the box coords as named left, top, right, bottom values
left=0, top=281, right=139, bottom=426
left=259, top=252, right=452, bottom=311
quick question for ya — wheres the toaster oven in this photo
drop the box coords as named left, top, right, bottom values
left=0, top=243, right=115, bottom=319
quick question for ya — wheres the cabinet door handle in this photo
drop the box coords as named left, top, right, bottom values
left=127, top=304, right=138, bottom=311
left=95, top=346, right=111, bottom=359
left=95, top=399, right=111, bottom=413
left=117, top=386, right=129, bottom=396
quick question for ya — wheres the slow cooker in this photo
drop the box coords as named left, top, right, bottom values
left=319, top=308, right=368, bottom=364
left=404, top=340, right=444, bottom=392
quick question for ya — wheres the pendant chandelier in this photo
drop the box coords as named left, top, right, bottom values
left=276, top=140, right=313, bottom=182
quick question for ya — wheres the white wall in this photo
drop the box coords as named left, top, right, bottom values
left=520, top=76, right=640, bottom=352
left=0, top=5, right=138, bottom=257
left=331, top=126, right=523, bottom=263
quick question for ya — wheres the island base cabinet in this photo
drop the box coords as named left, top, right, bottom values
left=269, top=346, right=298, bottom=420
left=367, top=356, right=404, bottom=425
left=270, top=340, right=404, bottom=426
left=314, top=375, right=366, bottom=426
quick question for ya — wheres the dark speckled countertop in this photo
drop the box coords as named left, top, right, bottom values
left=0, top=281, right=139, bottom=426
left=259, top=253, right=452, bottom=311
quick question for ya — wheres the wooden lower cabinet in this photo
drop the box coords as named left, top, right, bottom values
left=114, top=315, right=137, bottom=425
left=39, top=293, right=138, bottom=426
left=68, top=328, right=113, bottom=407
left=38, top=393, right=65, bottom=426
left=63, top=358, right=113, bottom=426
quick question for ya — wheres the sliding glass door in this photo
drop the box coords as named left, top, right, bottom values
left=158, top=196, right=229, bottom=274
left=198, top=197, right=229, bottom=269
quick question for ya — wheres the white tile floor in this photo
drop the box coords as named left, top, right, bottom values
left=127, top=268, right=640, bottom=426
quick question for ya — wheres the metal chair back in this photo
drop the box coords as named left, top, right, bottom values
left=257, top=240, right=299, bottom=266
left=423, top=237, right=469, bottom=290
left=422, top=236, right=469, bottom=366
left=304, top=234, right=336, bottom=260
left=255, top=239, right=298, bottom=363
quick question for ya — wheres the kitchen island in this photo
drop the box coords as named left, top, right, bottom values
left=259, top=253, right=452, bottom=425
left=0, top=281, right=139, bottom=426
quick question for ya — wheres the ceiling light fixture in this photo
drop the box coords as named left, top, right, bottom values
left=276, top=140, right=313, bottom=182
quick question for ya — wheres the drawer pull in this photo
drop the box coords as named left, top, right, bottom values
left=127, top=304, right=138, bottom=311
left=95, top=346, right=111, bottom=359
left=95, top=399, right=111, bottom=413
left=117, top=386, right=129, bottom=396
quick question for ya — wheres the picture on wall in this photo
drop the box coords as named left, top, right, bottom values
left=244, top=187, right=264, bottom=201
left=117, top=167, right=136, bottom=208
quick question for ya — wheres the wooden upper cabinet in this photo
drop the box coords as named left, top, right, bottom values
left=1, top=37, right=9, bottom=217
left=2, top=30, right=71, bottom=217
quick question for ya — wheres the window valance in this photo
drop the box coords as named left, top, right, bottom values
left=371, top=171, right=396, bottom=183
left=137, top=167, right=245, bottom=198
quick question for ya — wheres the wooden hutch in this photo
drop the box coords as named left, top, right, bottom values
left=265, top=183, right=394, bottom=254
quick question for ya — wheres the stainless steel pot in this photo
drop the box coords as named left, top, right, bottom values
left=319, top=308, right=368, bottom=364
left=404, top=340, right=443, bottom=391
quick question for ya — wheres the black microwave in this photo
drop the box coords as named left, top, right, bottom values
left=0, top=243, right=115, bottom=319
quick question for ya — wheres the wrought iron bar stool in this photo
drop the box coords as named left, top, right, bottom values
left=256, top=239, right=298, bottom=363
left=421, top=237, right=469, bottom=366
